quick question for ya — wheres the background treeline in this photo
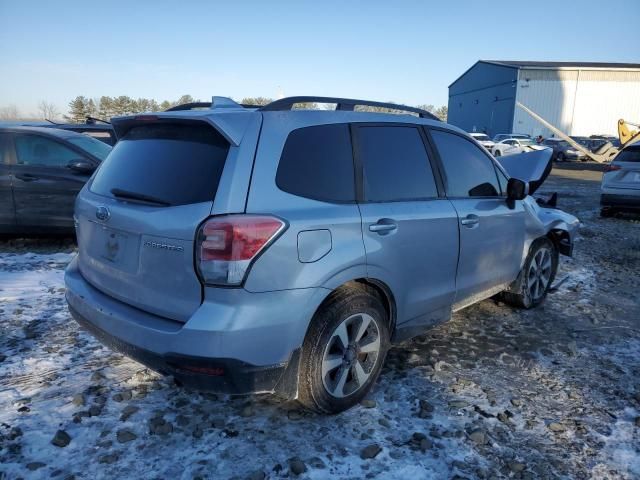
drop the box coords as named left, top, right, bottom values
left=65, top=94, right=198, bottom=123
left=1, top=96, right=448, bottom=122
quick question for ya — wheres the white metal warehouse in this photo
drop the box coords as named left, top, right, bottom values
left=447, top=61, right=640, bottom=138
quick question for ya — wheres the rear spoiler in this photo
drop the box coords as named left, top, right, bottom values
left=110, top=112, right=254, bottom=147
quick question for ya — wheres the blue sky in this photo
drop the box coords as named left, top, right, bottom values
left=1, top=0, right=639, bottom=116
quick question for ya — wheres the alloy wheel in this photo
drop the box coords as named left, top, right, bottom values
left=527, top=247, right=553, bottom=301
left=321, top=313, right=381, bottom=398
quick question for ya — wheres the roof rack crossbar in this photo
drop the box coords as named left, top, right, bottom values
left=259, top=96, right=440, bottom=120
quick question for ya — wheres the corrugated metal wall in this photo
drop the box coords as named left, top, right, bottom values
left=447, top=62, right=518, bottom=136
left=513, top=68, right=640, bottom=137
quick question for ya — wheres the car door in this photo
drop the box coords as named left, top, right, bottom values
left=12, top=133, right=94, bottom=228
left=428, top=128, right=526, bottom=311
left=0, top=133, right=16, bottom=229
left=353, top=124, right=459, bottom=330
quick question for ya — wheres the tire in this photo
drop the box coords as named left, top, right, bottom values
left=297, top=285, right=390, bottom=414
left=494, top=150, right=501, bottom=157
left=557, top=152, right=565, bottom=162
left=502, top=238, right=558, bottom=309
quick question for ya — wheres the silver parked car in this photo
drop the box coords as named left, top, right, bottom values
left=65, top=96, right=579, bottom=413
left=601, top=141, right=640, bottom=216
left=492, top=133, right=530, bottom=143
left=469, top=132, right=495, bottom=151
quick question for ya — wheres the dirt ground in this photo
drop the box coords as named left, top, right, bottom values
left=0, top=165, right=639, bottom=480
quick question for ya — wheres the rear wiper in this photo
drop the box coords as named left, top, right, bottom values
left=110, top=188, right=171, bottom=206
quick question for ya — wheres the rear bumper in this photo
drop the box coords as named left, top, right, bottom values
left=601, top=192, right=640, bottom=210
left=65, top=256, right=328, bottom=395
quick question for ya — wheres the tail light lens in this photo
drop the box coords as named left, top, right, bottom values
left=604, top=164, right=622, bottom=172
left=196, top=215, right=286, bottom=286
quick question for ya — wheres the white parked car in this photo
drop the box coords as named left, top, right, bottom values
left=469, top=132, right=495, bottom=151
left=492, top=138, right=548, bottom=157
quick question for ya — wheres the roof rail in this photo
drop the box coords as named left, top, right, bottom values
left=259, top=96, right=440, bottom=121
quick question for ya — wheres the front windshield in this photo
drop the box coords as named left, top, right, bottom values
left=474, top=134, right=490, bottom=141
left=68, top=135, right=112, bottom=161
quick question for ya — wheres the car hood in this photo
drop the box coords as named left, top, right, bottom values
left=496, top=148, right=553, bottom=194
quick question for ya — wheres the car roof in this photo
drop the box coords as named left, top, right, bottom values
left=111, top=107, right=458, bottom=146
left=0, top=125, right=95, bottom=140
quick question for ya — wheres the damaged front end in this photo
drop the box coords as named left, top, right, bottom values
left=496, top=149, right=580, bottom=258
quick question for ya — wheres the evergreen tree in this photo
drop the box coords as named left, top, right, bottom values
left=159, top=100, right=172, bottom=111
left=136, top=98, right=149, bottom=113
left=86, top=99, right=97, bottom=118
left=113, top=96, right=132, bottom=116
left=66, top=96, right=89, bottom=123
left=98, top=96, right=114, bottom=120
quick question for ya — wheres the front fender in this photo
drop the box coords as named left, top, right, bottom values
left=523, top=196, right=579, bottom=258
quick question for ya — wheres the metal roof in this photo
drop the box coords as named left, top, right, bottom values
left=482, top=60, right=640, bottom=70
left=449, top=60, right=640, bottom=88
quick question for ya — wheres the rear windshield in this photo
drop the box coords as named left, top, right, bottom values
left=616, top=144, right=640, bottom=163
left=90, top=123, right=229, bottom=206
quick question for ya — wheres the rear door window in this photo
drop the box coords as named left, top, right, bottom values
left=276, top=123, right=355, bottom=202
left=356, top=125, right=438, bottom=202
left=90, top=123, right=229, bottom=206
left=14, top=134, right=82, bottom=167
left=430, top=129, right=501, bottom=197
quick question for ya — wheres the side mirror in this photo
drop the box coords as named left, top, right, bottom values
left=67, top=160, right=96, bottom=174
left=506, top=178, right=528, bottom=206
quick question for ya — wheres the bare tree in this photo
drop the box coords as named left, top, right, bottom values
left=434, top=105, right=448, bottom=122
left=0, top=105, right=20, bottom=120
left=37, top=100, right=60, bottom=120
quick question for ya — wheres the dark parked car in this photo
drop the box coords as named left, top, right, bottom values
left=542, top=138, right=588, bottom=161
left=0, top=126, right=111, bottom=234
left=0, top=119, right=117, bottom=146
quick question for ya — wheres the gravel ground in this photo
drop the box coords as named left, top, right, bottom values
left=1, top=165, right=639, bottom=480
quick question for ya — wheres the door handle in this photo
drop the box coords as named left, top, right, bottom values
left=460, top=214, right=479, bottom=227
left=15, top=174, right=37, bottom=182
left=369, top=220, right=397, bottom=234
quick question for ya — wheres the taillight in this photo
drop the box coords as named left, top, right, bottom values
left=196, top=215, right=286, bottom=286
left=604, top=164, right=622, bottom=172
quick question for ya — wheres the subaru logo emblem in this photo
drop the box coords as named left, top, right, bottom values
left=96, top=206, right=110, bottom=222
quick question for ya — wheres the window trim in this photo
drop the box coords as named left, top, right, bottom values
left=425, top=126, right=507, bottom=199
left=11, top=132, right=96, bottom=169
left=275, top=123, right=357, bottom=204
left=350, top=122, right=444, bottom=204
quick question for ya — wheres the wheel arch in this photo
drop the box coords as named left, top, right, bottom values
left=309, top=277, right=397, bottom=339
left=546, top=227, right=573, bottom=257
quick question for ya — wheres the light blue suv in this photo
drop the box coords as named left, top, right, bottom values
left=65, top=96, right=578, bottom=413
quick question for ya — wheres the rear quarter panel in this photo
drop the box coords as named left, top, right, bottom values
left=243, top=112, right=367, bottom=293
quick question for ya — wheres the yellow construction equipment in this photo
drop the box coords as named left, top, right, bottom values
left=618, top=119, right=640, bottom=147
left=516, top=102, right=640, bottom=163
